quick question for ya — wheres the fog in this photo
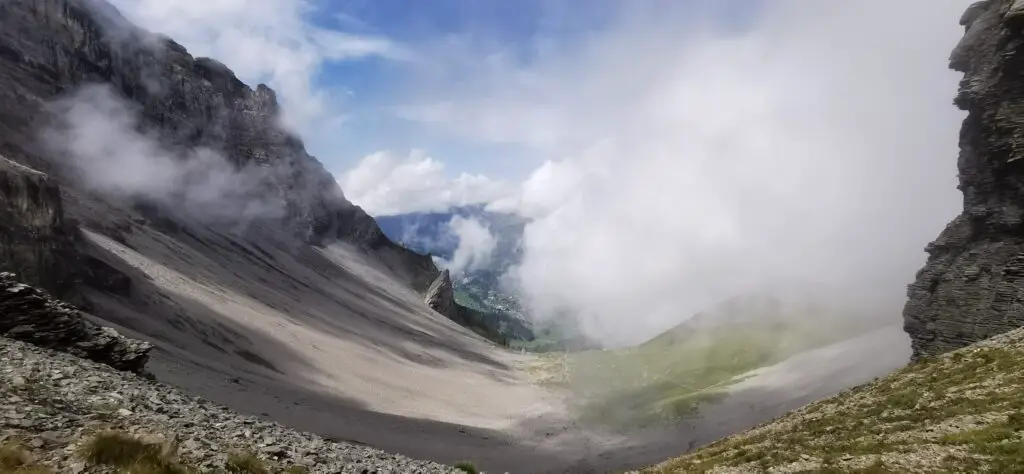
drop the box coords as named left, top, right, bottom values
left=405, top=1, right=973, bottom=346
left=41, top=84, right=288, bottom=224
left=440, top=216, right=498, bottom=277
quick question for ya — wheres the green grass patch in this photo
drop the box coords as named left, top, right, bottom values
left=535, top=322, right=844, bottom=429
left=79, top=431, right=192, bottom=474
left=642, top=338, right=1024, bottom=473
left=225, top=451, right=270, bottom=474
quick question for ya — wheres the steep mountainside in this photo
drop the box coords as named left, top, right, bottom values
left=0, top=1, right=572, bottom=472
left=905, top=0, right=1024, bottom=360
left=0, top=0, right=438, bottom=294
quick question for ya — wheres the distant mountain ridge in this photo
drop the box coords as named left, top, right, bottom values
left=376, top=206, right=537, bottom=344
left=376, top=204, right=525, bottom=266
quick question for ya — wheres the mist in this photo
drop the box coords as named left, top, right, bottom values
left=41, top=84, right=288, bottom=224
left=428, top=1, right=974, bottom=346
left=441, top=216, right=498, bottom=277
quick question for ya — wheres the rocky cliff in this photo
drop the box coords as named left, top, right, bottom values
left=0, top=0, right=442, bottom=294
left=904, top=0, right=1024, bottom=359
left=0, top=154, right=80, bottom=298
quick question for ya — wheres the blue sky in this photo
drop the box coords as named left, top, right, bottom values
left=303, top=0, right=764, bottom=179
left=305, top=0, right=623, bottom=179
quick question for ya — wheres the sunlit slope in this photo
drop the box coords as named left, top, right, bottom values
left=642, top=327, right=1024, bottom=473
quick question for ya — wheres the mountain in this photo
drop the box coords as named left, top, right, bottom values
left=376, top=205, right=536, bottom=344
left=904, top=0, right=1024, bottom=360
left=0, top=1, right=574, bottom=472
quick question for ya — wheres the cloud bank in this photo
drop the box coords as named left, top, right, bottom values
left=339, top=150, right=512, bottom=216
left=398, top=0, right=971, bottom=345
left=43, top=84, right=286, bottom=223
left=436, top=216, right=498, bottom=277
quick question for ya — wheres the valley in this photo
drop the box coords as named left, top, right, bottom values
left=2, top=0, right=1023, bottom=473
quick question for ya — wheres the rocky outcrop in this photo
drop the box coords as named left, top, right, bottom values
left=0, top=0, right=439, bottom=293
left=0, top=272, right=151, bottom=373
left=0, top=155, right=80, bottom=298
left=904, top=0, right=1024, bottom=359
left=425, top=270, right=458, bottom=320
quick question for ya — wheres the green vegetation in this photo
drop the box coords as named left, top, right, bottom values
left=225, top=451, right=270, bottom=474
left=71, top=431, right=310, bottom=474
left=451, top=283, right=535, bottom=348
left=643, top=329, right=1024, bottom=473
left=453, top=460, right=479, bottom=473
left=79, top=431, right=192, bottom=474
left=526, top=322, right=840, bottom=428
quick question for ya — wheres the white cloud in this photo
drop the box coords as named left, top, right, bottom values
left=401, top=0, right=972, bottom=345
left=338, top=150, right=512, bottom=216
left=42, top=84, right=286, bottom=222
left=436, top=216, right=498, bottom=277
left=106, top=0, right=403, bottom=133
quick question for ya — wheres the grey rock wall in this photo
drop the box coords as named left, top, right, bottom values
left=904, top=0, right=1024, bottom=359
left=0, top=155, right=80, bottom=298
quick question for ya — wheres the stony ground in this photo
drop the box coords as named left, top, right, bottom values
left=0, top=336, right=461, bottom=474
left=640, top=327, right=1024, bottom=473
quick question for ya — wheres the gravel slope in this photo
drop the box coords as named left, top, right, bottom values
left=0, top=336, right=458, bottom=473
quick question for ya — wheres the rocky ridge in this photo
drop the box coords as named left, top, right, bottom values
left=0, top=272, right=150, bottom=373
left=904, top=0, right=1024, bottom=360
left=0, top=336, right=458, bottom=473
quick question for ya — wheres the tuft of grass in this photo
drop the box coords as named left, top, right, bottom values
left=225, top=451, right=270, bottom=474
left=453, top=460, right=479, bottom=474
left=78, top=431, right=190, bottom=474
left=0, top=440, right=54, bottom=473
left=282, top=465, right=309, bottom=474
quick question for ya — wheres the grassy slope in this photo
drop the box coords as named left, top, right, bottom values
left=643, top=328, right=1024, bottom=473
left=524, top=323, right=846, bottom=429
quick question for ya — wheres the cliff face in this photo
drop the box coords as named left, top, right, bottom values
left=0, top=155, right=80, bottom=298
left=904, top=0, right=1024, bottom=359
left=0, top=0, right=441, bottom=292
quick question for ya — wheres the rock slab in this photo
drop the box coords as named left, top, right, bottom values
left=0, top=272, right=151, bottom=373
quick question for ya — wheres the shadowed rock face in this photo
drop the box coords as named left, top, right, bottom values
left=0, top=272, right=151, bottom=372
left=904, top=0, right=1024, bottom=360
left=0, top=0, right=444, bottom=295
left=0, top=155, right=80, bottom=298
left=425, top=270, right=458, bottom=320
